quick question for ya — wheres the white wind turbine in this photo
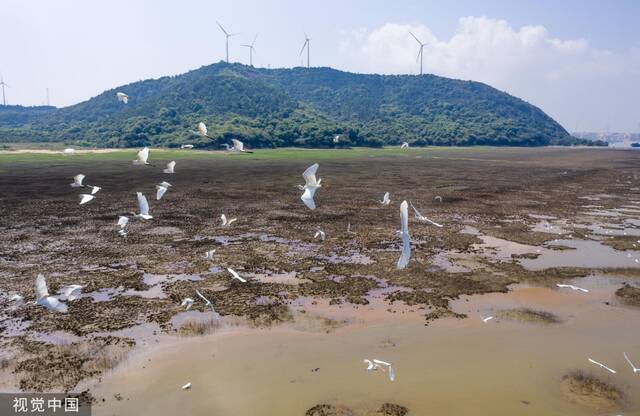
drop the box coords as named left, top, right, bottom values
left=409, top=31, right=426, bottom=75
left=299, top=33, right=311, bottom=68
left=241, top=34, right=258, bottom=66
left=0, top=73, right=10, bottom=105
left=217, top=22, right=237, bottom=63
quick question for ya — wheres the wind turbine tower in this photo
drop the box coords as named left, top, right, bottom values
left=46, top=88, right=50, bottom=106
left=0, top=74, right=9, bottom=105
left=409, top=32, right=426, bottom=75
left=216, top=21, right=236, bottom=63
left=241, top=34, right=258, bottom=66
left=299, top=33, right=310, bottom=68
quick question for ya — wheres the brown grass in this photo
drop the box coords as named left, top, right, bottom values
left=498, top=307, right=562, bottom=324
left=178, top=319, right=221, bottom=336
left=560, top=370, right=623, bottom=411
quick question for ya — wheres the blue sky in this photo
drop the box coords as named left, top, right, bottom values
left=2, top=0, right=639, bottom=132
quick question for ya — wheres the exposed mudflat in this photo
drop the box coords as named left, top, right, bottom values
left=1, top=147, right=640, bottom=415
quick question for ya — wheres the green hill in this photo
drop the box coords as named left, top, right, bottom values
left=0, top=62, right=589, bottom=148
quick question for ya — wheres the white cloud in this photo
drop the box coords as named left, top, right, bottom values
left=337, top=17, right=640, bottom=132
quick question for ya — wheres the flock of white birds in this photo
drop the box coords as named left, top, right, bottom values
left=8, top=91, right=640, bottom=392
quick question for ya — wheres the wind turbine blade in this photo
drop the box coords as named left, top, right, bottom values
left=409, top=31, right=423, bottom=45
left=299, top=40, right=308, bottom=56
left=252, top=33, right=258, bottom=47
left=216, top=21, right=228, bottom=35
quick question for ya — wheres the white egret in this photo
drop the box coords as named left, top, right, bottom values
left=62, top=148, right=75, bottom=156
left=434, top=195, right=443, bottom=203
left=409, top=201, right=443, bottom=227
left=70, top=174, right=85, bottom=188
left=300, top=163, right=321, bottom=210
left=333, top=135, right=340, bottom=143
left=204, top=250, right=216, bottom=260
left=116, top=92, right=129, bottom=104
left=163, top=161, right=176, bottom=174
left=181, top=382, right=192, bottom=390
left=117, top=216, right=129, bottom=229
left=133, top=147, right=152, bottom=166
left=10, top=294, right=24, bottom=305
left=220, top=214, right=237, bottom=226
left=588, top=358, right=616, bottom=374
left=227, top=268, right=247, bottom=283
left=58, top=285, right=83, bottom=301
left=365, top=359, right=395, bottom=381
left=380, top=192, right=391, bottom=206
left=156, top=182, right=171, bottom=200
left=195, top=289, right=216, bottom=313
left=400, top=142, right=409, bottom=149
left=314, top=230, right=326, bottom=241
left=132, top=192, right=153, bottom=219
left=79, top=194, right=95, bottom=205
left=181, top=144, right=194, bottom=149
left=481, top=316, right=494, bottom=323
left=197, top=122, right=212, bottom=139
left=363, top=359, right=377, bottom=371
left=229, top=139, right=253, bottom=153
left=397, top=201, right=411, bottom=270
left=86, top=185, right=101, bottom=195
left=181, top=298, right=194, bottom=310
left=556, top=283, right=589, bottom=293
left=623, top=352, right=640, bottom=373
left=35, top=274, right=68, bottom=313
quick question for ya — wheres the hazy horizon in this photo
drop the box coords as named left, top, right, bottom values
left=2, top=0, right=639, bottom=132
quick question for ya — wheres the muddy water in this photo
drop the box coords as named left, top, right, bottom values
left=90, top=275, right=640, bottom=416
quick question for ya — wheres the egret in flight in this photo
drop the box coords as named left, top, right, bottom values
left=35, top=274, right=68, bottom=313
left=87, top=185, right=101, bottom=195
left=409, top=201, right=443, bottom=227
left=229, top=139, right=253, bottom=153
left=10, top=294, right=24, bottom=305
left=70, top=174, right=85, bottom=188
left=400, top=142, right=409, bottom=149
left=57, top=285, right=83, bottom=301
left=300, top=163, right=322, bottom=210
left=588, top=358, right=616, bottom=374
left=117, top=216, right=129, bottom=237
left=132, top=192, right=153, bottom=219
left=380, top=192, right=391, bottom=206
left=181, top=144, right=194, bottom=149
left=156, top=181, right=171, bottom=201
left=181, top=298, right=194, bottom=310
left=204, top=250, right=216, bottom=260
left=163, top=161, right=176, bottom=174
left=79, top=194, right=95, bottom=205
left=62, top=148, right=75, bottom=156
left=116, top=92, right=129, bottom=104
left=196, top=122, right=213, bottom=140
left=314, top=230, right=326, bottom=241
left=397, top=201, right=411, bottom=270
left=623, top=352, right=640, bottom=373
left=133, top=147, right=152, bottom=166
left=220, top=214, right=237, bottom=226
left=181, top=382, right=192, bottom=390
left=556, top=283, right=589, bottom=293
left=481, top=315, right=494, bottom=323
left=195, top=289, right=216, bottom=313
left=227, top=268, right=247, bottom=283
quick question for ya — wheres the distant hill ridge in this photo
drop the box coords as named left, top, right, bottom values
left=0, top=62, right=593, bottom=147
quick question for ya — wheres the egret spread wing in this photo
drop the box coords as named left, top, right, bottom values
left=39, top=297, right=68, bottom=313
left=117, top=216, right=129, bottom=228
left=301, top=187, right=317, bottom=210
left=198, top=122, right=207, bottom=137
left=137, top=192, right=150, bottom=216
left=389, top=366, right=395, bottom=381
left=302, top=163, right=319, bottom=187
left=79, top=194, right=94, bottom=205
left=400, top=200, right=409, bottom=234
left=35, top=274, right=49, bottom=299
left=156, top=185, right=168, bottom=200
left=164, top=161, right=176, bottom=173
left=232, top=139, right=244, bottom=151
left=137, top=147, right=149, bottom=164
